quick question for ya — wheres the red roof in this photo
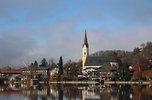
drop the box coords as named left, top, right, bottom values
left=1, top=91, right=22, bottom=95
left=0, top=70, right=22, bottom=74
left=101, top=75, right=112, bottom=77
left=10, top=74, right=20, bottom=78
left=89, top=67, right=98, bottom=69
left=32, top=73, right=41, bottom=76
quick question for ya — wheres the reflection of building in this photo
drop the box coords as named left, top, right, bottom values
left=50, top=86, right=59, bottom=99
left=80, top=85, right=119, bottom=100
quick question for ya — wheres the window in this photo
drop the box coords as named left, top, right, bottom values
left=84, top=52, right=86, bottom=55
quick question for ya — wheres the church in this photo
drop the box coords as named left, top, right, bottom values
left=82, top=30, right=118, bottom=73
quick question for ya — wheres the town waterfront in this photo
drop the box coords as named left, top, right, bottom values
left=0, top=83, right=152, bottom=100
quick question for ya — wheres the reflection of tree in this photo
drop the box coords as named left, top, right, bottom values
left=41, top=96, right=47, bottom=100
left=57, top=84, right=63, bottom=100
left=132, top=86, right=144, bottom=100
left=62, top=84, right=82, bottom=100
left=100, top=92, right=111, bottom=100
left=119, top=84, right=130, bottom=100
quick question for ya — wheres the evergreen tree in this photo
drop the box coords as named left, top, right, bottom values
left=58, top=56, right=63, bottom=81
left=119, top=63, right=130, bottom=81
left=39, top=58, right=48, bottom=67
left=123, top=63, right=130, bottom=81
left=58, top=56, right=63, bottom=74
left=119, top=69, right=123, bottom=81
left=34, top=61, right=38, bottom=67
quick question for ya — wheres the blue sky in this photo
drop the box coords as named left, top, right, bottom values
left=1, top=0, right=152, bottom=68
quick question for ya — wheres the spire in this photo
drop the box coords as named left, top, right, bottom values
left=83, top=29, right=88, bottom=48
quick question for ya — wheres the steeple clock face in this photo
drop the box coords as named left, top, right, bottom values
left=84, top=49, right=86, bottom=51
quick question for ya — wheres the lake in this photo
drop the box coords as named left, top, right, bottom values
left=0, top=83, right=152, bottom=100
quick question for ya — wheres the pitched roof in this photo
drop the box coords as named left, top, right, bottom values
left=36, top=67, right=50, bottom=70
left=50, top=68, right=59, bottom=72
left=83, top=30, right=89, bottom=48
left=10, top=74, right=20, bottom=78
left=0, top=70, right=22, bottom=73
left=84, top=56, right=117, bottom=66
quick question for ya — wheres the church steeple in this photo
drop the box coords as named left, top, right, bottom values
left=82, top=30, right=89, bottom=73
left=83, top=29, right=89, bottom=48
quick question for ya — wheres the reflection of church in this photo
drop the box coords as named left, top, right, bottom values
left=82, top=30, right=118, bottom=73
left=81, top=84, right=119, bottom=100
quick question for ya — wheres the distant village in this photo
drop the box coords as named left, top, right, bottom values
left=1, top=30, right=152, bottom=84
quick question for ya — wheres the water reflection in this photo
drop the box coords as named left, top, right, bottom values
left=0, top=83, right=152, bottom=100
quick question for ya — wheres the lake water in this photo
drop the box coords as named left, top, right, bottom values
left=0, top=83, right=152, bottom=100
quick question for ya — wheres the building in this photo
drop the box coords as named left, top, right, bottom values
left=82, top=30, right=118, bottom=73
left=0, top=69, right=22, bottom=78
left=22, top=67, right=50, bottom=79
left=50, top=68, right=59, bottom=77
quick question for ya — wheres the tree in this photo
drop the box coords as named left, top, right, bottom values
left=123, top=63, right=130, bottom=81
left=142, top=70, right=152, bottom=80
left=101, top=62, right=111, bottom=80
left=2, top=65, right=11, bottom=70
left=39, top=58, right=48, bottom=67
left=28, top=65, right=37, bottom=72
left=140, top=43, right=145, bottom=48
left=143, top=41, right=152, bottom=60
left=69, top=63, right=77, bottom=76
left=133, top=47, right=140, bottom=55
left=113, top=52, right=122, bottom=67
left=132, top=55, right=148, bottom=72
left=64, top=59, right=72, bottom=68
left=119, top=69, right=123, bottom=81
left=64, top=59, right=73, bottom=75
left=48, top=58, right=55, bottom=66
left=27, top=72, right=33, bottom=82
left=58, top=56, right=63, bottom=81
left=34, top=61, right=38, bottom=67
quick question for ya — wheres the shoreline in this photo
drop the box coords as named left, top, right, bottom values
left=49, top=81, right=150, bottom=84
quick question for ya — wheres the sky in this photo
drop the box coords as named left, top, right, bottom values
left=1, top=0, right=152, bottom=69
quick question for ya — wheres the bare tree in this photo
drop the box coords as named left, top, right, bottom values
left=140, top=43, right=145, bottom=48
left=132, top=55, right=148, bottom=72
left=48, top=58, right=55, bottom=65
left=2, top=65, right=11, bottom=70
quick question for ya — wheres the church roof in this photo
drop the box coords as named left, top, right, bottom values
left=84, top=56, right=117, bottom=66
left=83, top=30, right=89, bottom=48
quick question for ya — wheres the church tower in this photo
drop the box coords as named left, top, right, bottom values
left=82, top=30, right=89, bottom=73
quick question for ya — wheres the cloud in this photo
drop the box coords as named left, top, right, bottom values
left=1, top=0, right=152, bottom=69
left=0, top=31, right=37, bottom=68
left=87, top=25, right=152, bottom=53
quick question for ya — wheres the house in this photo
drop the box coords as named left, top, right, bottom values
left=50, top=68, right=59, bottom=77
left=0, top=69, right=22, bottom=78
left=83, top=67, right=97, bottom=75
left=82, top=30, right=118, bottom=73
left=30, top=76, right=39, bottom=85
left=22, top=67, right=50, bottom=79
left=36, top=67, right=50, bottom=79
left=9, top=74, right=20, bottom=81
